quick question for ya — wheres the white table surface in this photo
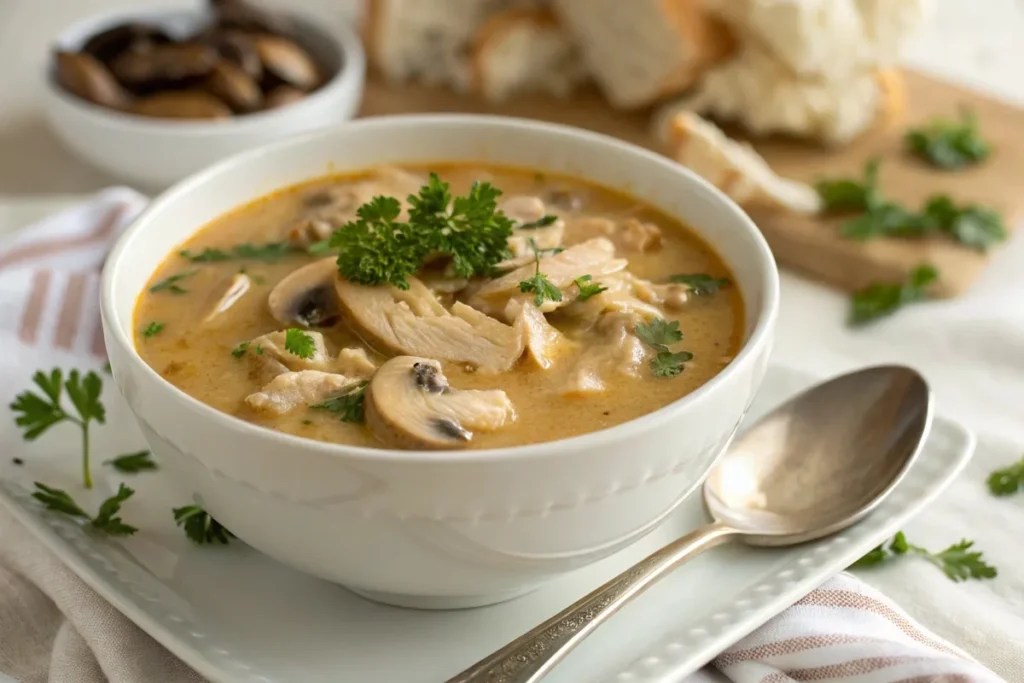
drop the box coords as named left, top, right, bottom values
left=1, top=0, right=1023, bottom=681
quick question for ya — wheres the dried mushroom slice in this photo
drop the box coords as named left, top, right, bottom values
left=82, top=22, right=172, bottom=63
left=205, top=59, right=262, bottom=112
left=267, top=257, right=340, bottom=327
left=206, top=29, right=263, bottom=80
left=54, top=52, right=130, bottom=109
left=264, top=85, right=305, bottom=109
left=365, top=357, right=516, bottom=450
left=255, top=35, right=319, bottom=91
left=130, top=91, right=232, bottom=119
left=111, top=43, right=218, bottom=85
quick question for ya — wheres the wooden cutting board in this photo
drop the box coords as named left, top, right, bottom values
left=358, top=70, right=1024, bottom=297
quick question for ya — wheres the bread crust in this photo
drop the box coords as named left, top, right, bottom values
left=360, top=0, right=386, bottom=74
left=656, top=0, right=737, bottom=100
left=875, top=67, right=907, bottom=131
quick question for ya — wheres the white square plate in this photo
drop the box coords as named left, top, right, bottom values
left=0, top=364, right=974, bottom=683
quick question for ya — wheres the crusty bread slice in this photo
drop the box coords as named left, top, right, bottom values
left=551, top=0, right=734, bottom=110
left=470, top=9, right=587, bottom=101
left=655, top=40, right=907, bottom=146
left=362, top=0, right=521, bottom=91
left=661, top=111, right=822, bottom=214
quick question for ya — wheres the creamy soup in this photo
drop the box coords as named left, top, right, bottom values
left=135, top=164, right=744, bottom=450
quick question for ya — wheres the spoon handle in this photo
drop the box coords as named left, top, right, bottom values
left=445, top=522, right=738, bottom=683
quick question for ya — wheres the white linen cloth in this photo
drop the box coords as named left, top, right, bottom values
left=0, top=191, right=1012, bottom=683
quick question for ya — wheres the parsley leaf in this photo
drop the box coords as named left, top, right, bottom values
left=149, top=271, right=196, bottom=295
left=634, top=318, right=692, bottom=376
left=853, top=531, right=996, bottom=582
left=518, top=238, right=563, bottom=307
left=518, top=215, right=559, bottom=230
left=173, top=505, right=235, bottom=545
left=850, top=264, right=938, bottom=326
left=905, top=110, right=992, bottom=170
left=32, top=482, right=137, bottom=536
left=574, top=275, right=607, bottom=301
left=142, top=322, right=165, bottom=338
left=180, top=242, right=301, bottom=263
left=179, top=247, right=230, bottom=262
left=284, top=329, right=315, bottom=359
left=988, top=455, right=1024, bottom=496
left=922, top=195, right=1006, bottom=251
left=311, top=381, right=368, bottom=423
left=105, top=450, right=157, bottom=474
left=669, top=273, right=731, bottom=295
left=10, top=369, right=105, bottom=488
left=306, top=239, right=335, bottom=255
left=840, top=202, right=934, bottom=241
left=634, top=318, right=683, bottom=347
left=231, top=341, right=250, bottom=359
left=816, top=158, right=882, bottom=213
left=332, top=174, right=513, bottom=289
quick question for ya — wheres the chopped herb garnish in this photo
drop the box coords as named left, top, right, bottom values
left=905, top=110, right=991, bottom=170
left=518, top=215, right=559, bottom=230
left=149, top=271, right=196, bottom=295
left=284, top=329, right=315, bottom=359
left=635, top=318, right=692, bottom=376
left=105, top=450, right=157, bottom=474
left=306, top=239, right=335, bottom=256
left=988, top=455, right=1024, bottom=496
left=574, top=275, right=607, bottom=301
left=179, top=247, right=230, bottom=262
left=142, top=322, right=165, bottom=338
left=853, top=531, right=996, bottom=582
left=102, top=362, right=112, bottom=375
left=231, top=341, right=250, bottom=359
left=816, top=158, right=882, bottom=213
left=173, top=505, right=235, bottom=545
left=669, top=273, right=731, bottom=295
left=254, top=344, right=264, bottom=355
left=518, top=238, right=563, bottom=307
left=311, top=381, right=368, bottom=423
left=181, top=242, right=300, bottom=263
left=921, top=195, right=1006, bottom=251
left=10, top=369, right=105, bottom=489
left=331, top=173, right=514, bottom=289
left=32, top=482, right=137, bottom=536
left=238, top=267, right=267, bottom=285
left=850, top=264, right=938, bottom=326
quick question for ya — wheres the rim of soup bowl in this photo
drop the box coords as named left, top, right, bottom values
left=45, top=6, right=365, bottom=135
left=101, top=114, right=780, bottom=464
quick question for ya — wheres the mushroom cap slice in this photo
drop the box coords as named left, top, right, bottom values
left=130, top=91, right=231, bottom=119
left=267, top=257, right=340, bottom=327
left=365, top=356, right=516, bottom=450
left=54, top=51, right=130, bottom=109
left=335, top=276, right=524, bottom=373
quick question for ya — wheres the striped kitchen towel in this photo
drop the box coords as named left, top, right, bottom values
left=0, top=191, right=1006, bottom=683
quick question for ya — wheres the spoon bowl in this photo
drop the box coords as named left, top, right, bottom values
left=705, top=364, right=932, bottom=545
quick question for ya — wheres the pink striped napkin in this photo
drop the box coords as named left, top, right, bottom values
left=0, top=192, right=1005, bottom=683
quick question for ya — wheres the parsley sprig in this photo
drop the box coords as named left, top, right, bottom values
left=331, top=173, right=514, bottom=289
left=32, top=482, right=137, bottom=536
left=173, top=505, right=235, bottom=545
left=850, top=264, right=937, bottom=326
left=988, top=455, right=1024, bottom=496
left=11, top=369, right=105, bottom=489
left=284, top=329, right=315, bottom=359
left=634, top=318, right=693, bottom=377
left=905, top=110, right=991, bottom=170
left=311, top=381, right=368, bottom=423
left=518, top=215, right=558, bottom=230
left=518, top=238, right=563, bottom=307
left=817, top=160, right=1006, bottom=251
left=669, top=273, right=730, bottom=296
left=573, top=275, right=607, bottom=301
left=105, top=450, right=157, bottom=474
left=853, top=531, right=997, bottom=582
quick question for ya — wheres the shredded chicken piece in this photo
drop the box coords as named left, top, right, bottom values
left=561, top=312, right=650, bottom=396
left=246, top=330, right=377, bottom=383
left=571, top=217, right=662, bottom=253
left=505, top=299, right=574, bottom=370
left=246, top=370, right=358, bottom=414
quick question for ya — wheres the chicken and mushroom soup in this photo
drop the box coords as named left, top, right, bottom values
left=135, top=164, right=744, bottom=450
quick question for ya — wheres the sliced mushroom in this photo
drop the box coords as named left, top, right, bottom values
left=246, top=370, right=357, bottom=415
left=255, top=35, right=319, bottom=90
left=365, top=356, right=516, bottom=449
left=206, top=29, right=263, bottom=80
left=335, top=276, right=524, bottom=373
left=54, top=52, right=130, bottom=109
left=82, top=23, right=172, bottom=64
left=130, top=91, right=232, bottom=119
left=267, top=257, right=340, bottom=327
left=111, top=43, right=218, bottom=85
left=205, top=59, right=262, bottom=112
left=264, top=85, right=305, bottom=109
left=203, top=272, right=251, bottom=322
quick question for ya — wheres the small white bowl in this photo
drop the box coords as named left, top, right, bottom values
left=101, top=115, right=779, bottom=609
left=44, top=7, right=365, bottom=189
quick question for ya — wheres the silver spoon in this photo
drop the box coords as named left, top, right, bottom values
left=446, top=365, right=931, bottom=683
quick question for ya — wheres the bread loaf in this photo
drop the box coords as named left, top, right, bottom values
left=660, top=111, right=821, bottom=214
left=551, top=0, right=734, bottom=110
left=470, top=9, right=587, bottom=101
